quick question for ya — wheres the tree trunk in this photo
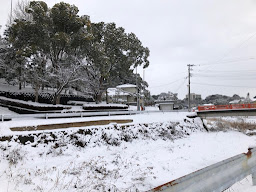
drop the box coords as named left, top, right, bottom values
left=95, top=93, right=102, bottom=104
left=18, top=64, right=22, bottom=90
left=106, top=90, right=109, bottom=104
left=35, top=84, right=39, bottom=102
left=53, top=94, right=57, bottom=105
left=53, top=94, right=61, bottom=105
left=95, top=76, right=104, bottom=104
left=52, top=85, right=65, bottom=105
left=19, top=81, right=22, bottom=90
left=56, top=95, right=60, bottom=104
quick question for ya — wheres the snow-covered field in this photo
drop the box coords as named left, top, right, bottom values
left=0, top=112, right=256, bottom=191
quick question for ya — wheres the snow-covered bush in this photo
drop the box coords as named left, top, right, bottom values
left=6, top=147, right=24, bottom=165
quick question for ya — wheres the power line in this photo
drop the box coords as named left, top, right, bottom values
left=198, top=58, right=255, bottom=70
left=194, top=31, right=256, bottom=75
left=152, top=31, right=256, bottom=96
left=185, top=32, right=256, bottom=97
left=197, top=57, right=255, bottom=67
left=193, top=73, right=256, bottom=78
left=174, top=78, right=187, bottom=92
left=150, top=77, right=186, bottom=88
left=193, top=82, right=256, bottom=88
left=194, top=69, right=256, bottom=73
left=198, top=32, right=256, bottom=68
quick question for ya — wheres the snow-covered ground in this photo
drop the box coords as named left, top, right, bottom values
left=0, top=106, right=17, bottom=115
left=225, top=176, right=256, bottom=192
left=0, top=112, right=256, bottom=191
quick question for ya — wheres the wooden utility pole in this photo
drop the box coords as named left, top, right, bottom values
left=187, top=64, right=194, bottom=112
left=136, top=66, right=140, bottom=111
left=10, top=0, right=13, bottom=24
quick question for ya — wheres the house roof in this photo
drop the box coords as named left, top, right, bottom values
left=116, top=84, right=137, bottom=88
left=229, top=100, right=241, bottom=104
left=107, top=88, right=130, bottom=96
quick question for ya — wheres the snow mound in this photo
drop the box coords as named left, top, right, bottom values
left=1, top=117, right=205, bottom=147
left=0, top=117, right=205, bottom=192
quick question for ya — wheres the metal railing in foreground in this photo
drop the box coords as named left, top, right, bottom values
left=148, top=148, right=256, bottom=192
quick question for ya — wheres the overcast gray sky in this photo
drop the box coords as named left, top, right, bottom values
left=1, top=0, right=256, bottom=99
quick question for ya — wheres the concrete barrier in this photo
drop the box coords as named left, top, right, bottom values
left=149, top=148, right=256, bottom=192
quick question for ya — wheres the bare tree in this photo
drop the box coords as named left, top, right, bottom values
left=45, top=57, right=89, bottom=104
left=8, top=0, right=32, bottom=24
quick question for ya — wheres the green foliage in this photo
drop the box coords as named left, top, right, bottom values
left=51, top=2, right=82, bottom=34
left=3, top=1, right=150, bottom=103
left=84, top=22, right=150, bottom=102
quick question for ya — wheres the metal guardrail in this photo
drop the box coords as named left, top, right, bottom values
left=0, top=110, right=184, bottom=121
left=149, top=148, right=256, bottom=192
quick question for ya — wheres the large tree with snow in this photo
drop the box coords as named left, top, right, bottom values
left=5, top=1, right=91, bottom=104
left=84, top=22, right=150, bottom=103
left=4, top=1, right=150, bottom=104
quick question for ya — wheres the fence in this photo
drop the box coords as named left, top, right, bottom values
left=0, top=110, right=181, bottom=121
left=198, top=103, right=256, bottom=111
left=149, top=148, right=256, bottom=192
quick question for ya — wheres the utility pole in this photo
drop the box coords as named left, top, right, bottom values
left=10, top=0, right=13, bottom=24
left=187, top=64, right=194, bottom=112
left=136, top=66, right=140, bottom=111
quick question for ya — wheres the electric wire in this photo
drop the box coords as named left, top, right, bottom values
left=193, top=82, right=256, bottom=88
left=150, top=77, right=186, bottom=88
left=195, top=69, right=256, bottom=73
left=198, top=31, right=256, bottom=68
left=174, top=78, right=187, bottom=92
left=194, top=31, right=256, bottom=76
left=197, top=57, right=255, bottom=67
left=152, top=31, right=256, bottom=96
left=192, top=74, right=256, bottom=79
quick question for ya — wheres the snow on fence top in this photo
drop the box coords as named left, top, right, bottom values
left=83, top=103, right=128, bottom=107
left=83, top=103, right=128, bottom=110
